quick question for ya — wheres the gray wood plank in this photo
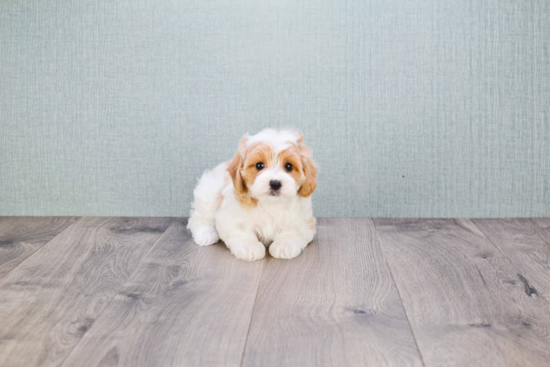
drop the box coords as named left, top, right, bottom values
left=473, top=218, right=550, bottom=300
left=0, top=217, right=173, bottom=367
left=374, top=218, right=550, bottom=367
left=242, top=218, right=423, bottom=367
left=61, top=219, right=265, bottom=367
left=0, top=216, right=79, bottom=278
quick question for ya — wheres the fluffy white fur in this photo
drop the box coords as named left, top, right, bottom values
left=187, top=128, right=317, bottom=261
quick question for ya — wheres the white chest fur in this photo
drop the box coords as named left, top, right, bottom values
left=215, top=184, right=313, bottom=246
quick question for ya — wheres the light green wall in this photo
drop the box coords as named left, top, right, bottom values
left=1, top=0, right=549, bottom=217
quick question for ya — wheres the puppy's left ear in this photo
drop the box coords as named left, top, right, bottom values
left=298, top=141, right=317, bottom=198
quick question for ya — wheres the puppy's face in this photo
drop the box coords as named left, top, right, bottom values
left=243, top=142, right=302, bottom=199
left=228, top=130, right=317, bottom=207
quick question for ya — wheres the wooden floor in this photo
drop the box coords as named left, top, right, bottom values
left=0, top=218, right=549, bottom=367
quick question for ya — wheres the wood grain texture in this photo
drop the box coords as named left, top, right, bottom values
left=0, top=216, right=78, bottom=278
left=473, top=218, right=550, bottom=300
left=242, top=218, right=423, bottom=367
left=0, top=217, right=173, bottom=367
left=61, top=219, right=265, bottom=367
left=374, top=218, right=550, bottom=367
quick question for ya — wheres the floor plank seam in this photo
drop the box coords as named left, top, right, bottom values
left=371, top=219, right=427, bottom=367
left=57, top=217, right=177, bottom=367
left=469, top=220, right=550, bottom=307
left=238, top=259, right=266, bottom=367
left=5, top=217, right=549, bottom=366
left=0, top=216, right=82, bottom=281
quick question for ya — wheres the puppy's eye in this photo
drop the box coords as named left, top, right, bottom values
left=284, top=163, right=293, bottom=172
left=256, top=162, right=265, bottom=170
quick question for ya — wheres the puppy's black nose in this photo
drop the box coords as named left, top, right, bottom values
left=269, top=180, right=282, bottom=191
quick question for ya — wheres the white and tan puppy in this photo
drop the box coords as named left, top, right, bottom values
left=187, top=128, right=317, bottom=261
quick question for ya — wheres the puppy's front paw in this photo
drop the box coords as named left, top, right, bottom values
left=269, top=238, right=306, bottom=259
left=192, top=225, right=219, bottom=246
left=229, top=240, right=266, bottom=261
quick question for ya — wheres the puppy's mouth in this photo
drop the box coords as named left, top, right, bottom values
left=268, top=190, right=281, bottom=197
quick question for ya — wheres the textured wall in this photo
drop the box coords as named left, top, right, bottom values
left=1, top=0, right=549, bottom=217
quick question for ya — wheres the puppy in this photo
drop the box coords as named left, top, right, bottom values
left=187, top=128, right=317, bottom=261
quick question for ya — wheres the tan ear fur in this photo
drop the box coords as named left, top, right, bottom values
left=295, top=130, right=304, bottom=144
left=227, top=135, right=258, bottom=208
left=227, top=136, right=247, bottom=193
left=298, top=144, right=318, bottom=198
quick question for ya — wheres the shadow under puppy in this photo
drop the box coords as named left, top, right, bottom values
left=187, top=128, right=317, bottom=261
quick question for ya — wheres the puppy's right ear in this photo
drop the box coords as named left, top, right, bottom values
left=227, top=135, right=249, bottom=194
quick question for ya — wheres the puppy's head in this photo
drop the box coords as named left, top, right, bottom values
left=228, top=129, right=317, bottom=207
